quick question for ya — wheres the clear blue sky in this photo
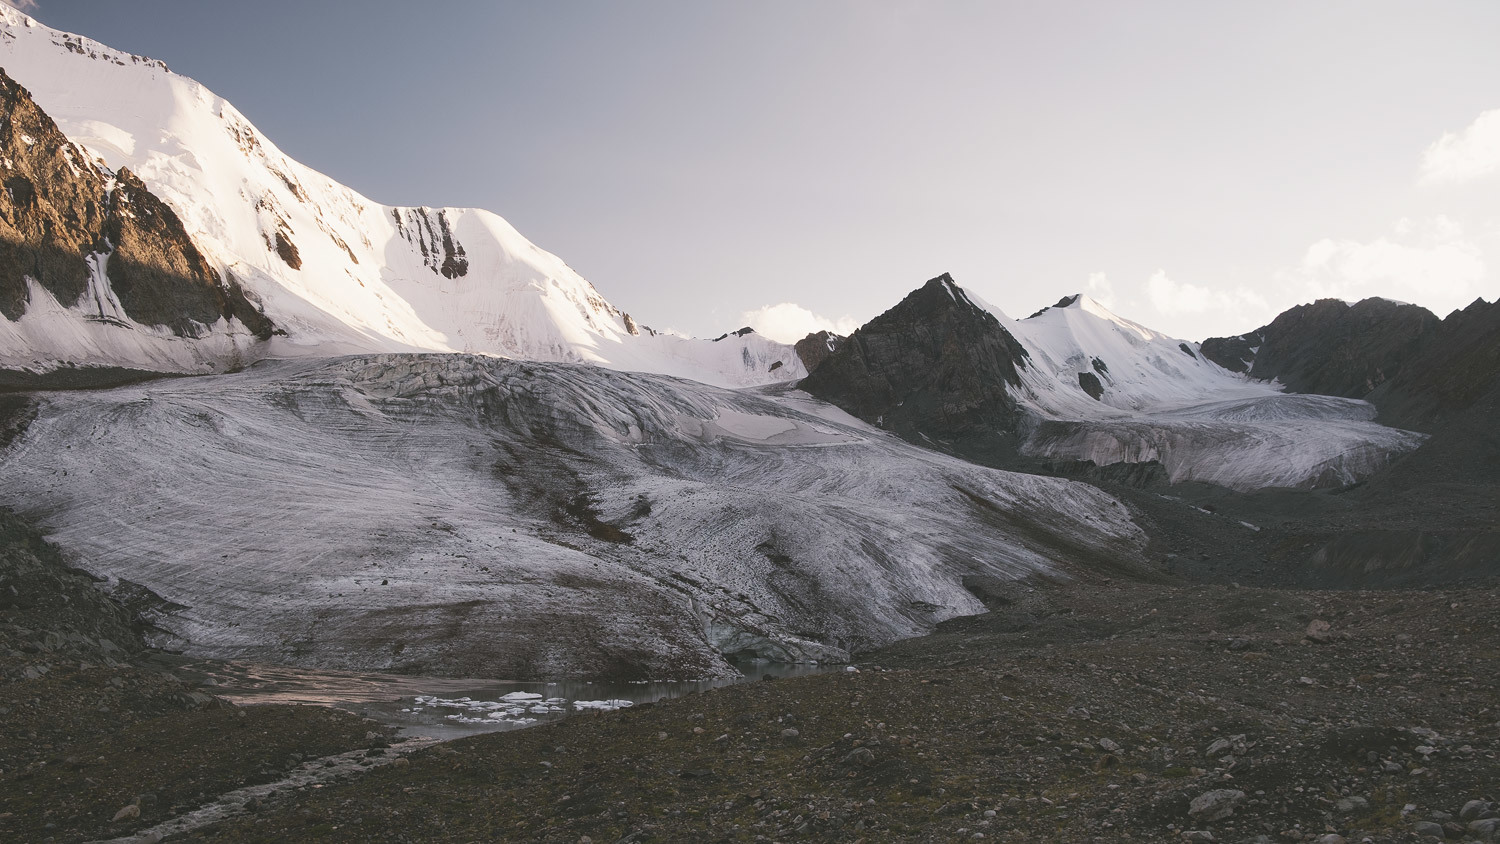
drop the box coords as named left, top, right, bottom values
left=19, top=0, right=1500, bottom=340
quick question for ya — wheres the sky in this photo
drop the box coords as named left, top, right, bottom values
left=14, top=0, right=1500, bottom=342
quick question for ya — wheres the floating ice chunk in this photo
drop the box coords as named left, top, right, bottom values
left=573, top=699, right=634, bottom=711
left=500, top=691, right=543, bottom=701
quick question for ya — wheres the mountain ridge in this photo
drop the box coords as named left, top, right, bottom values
left=0, top=6, right=803, bottom=388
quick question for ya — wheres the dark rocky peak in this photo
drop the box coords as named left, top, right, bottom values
left=799, top=273, right=1032, bottom=456
left=794, top=330, right=843, bottom=373
left=1199, top=330, right=1264, bottom=374
left=1025, top=293, right=1082, bottom=319
left=712, top=326, right=756, bottom=342
left=1366, top=296, right=1500, bottom=431
left=0, top=69, right=273, bottom=339
left=1201, top=297, right=1439, bottom=399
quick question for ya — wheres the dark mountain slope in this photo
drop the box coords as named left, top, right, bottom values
left=1200, top=298, right=1439, bottom=398
left=798, top=273, right=1032, bottom=461
left=0, top=68, right=272, bottom=337
left=1365, top=296, right=1500, bottom=431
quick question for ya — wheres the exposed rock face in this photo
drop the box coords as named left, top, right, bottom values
left=1367, top=297, right=1500, bottom=432
left=1077, top=371, right=1104, bottom=400
left=1201, top=298, right=1439, bottom=398
left=0, top=67, right=100, bottom=319
left=391, top=207, right=468, bottom=279
left=793, top=330, right=842, bottom=374
left=1199, top=332, right=1259, bottom=374
left=0, top=69, right=272, bottom=337
left=799, top=273, right=1032, bottom=455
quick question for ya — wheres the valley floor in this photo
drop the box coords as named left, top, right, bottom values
left=9, top=578, right=1494, bottom=843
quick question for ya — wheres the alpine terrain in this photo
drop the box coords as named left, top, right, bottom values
left=0, top=8, right=1494, bottom=844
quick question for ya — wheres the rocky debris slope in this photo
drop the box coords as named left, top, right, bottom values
left=0, top=508, right=395, bottom=844
left=1200, top=298, right=1439, bottom=399
left=0, top=353, right=1149, bottom=680
left=0, top=69, right=273, bottom=380
left=0, top=507, right=141, bottom=679
left=185, top=581, right=1500, bottom=843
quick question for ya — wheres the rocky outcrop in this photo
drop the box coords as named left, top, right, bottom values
left=793, top=330, right=842, bottom=374
left=0, top=507, right=143, bottom=673
left=799, top=273, right=1032, bottom=456
left=0, top=68, right=272, bottom=337
left=1366, top=297, right=1500, bottom=432
left=392, top=207, right=468, bottom=279
left=1201, top=298, right=1439, bottom=398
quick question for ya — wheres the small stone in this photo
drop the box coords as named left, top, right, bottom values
left=780, top=728, right=800, bottom=739
left=390, top=757, right=409, bottom=768
left=841, top=747, right=876, bottom=766
left=1463, top=801, right=1493, bottom=822
left=1098, top=738, right=1121, bottom=753
left=1412, top=821, right=1444, bottom=839
left=1334, top=795, right=1368, bottom=813
left=1304, top=619, right=1334, bottom=643
left=1205, top=738, right=1233, bottom=757
left=1182, top=831, right=1215, bottom=842
left=1187, top=789, right=1246, bottom=822
left=1311, top=836, right=1345, bottom=844
left=1470, top=818, right=1500, bottom=842
left=111, top=803, right=140, bottom=822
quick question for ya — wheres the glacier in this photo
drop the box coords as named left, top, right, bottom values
left=0, top=354, right=1148, bottom=678
left=965, top=289, right=1426, bottom=490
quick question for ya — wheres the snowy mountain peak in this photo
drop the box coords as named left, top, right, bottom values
left=0, top=11, right=803, bottom=388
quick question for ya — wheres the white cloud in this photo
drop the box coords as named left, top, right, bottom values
left=1418, top=108, right=1500, bottom=185
left=1278, top=216, right=1486, bottom=314
left=740, top=302, right=859, bottom=344
left=1145, top=270, right=1265, bottom=317
left=1084, top=272, right=1116, bottom=309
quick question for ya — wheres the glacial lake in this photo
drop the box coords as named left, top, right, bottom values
left=171, top=658, right=835, bottom=740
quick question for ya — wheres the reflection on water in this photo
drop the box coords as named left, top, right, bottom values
left=179, top=658, right=833, bottom=740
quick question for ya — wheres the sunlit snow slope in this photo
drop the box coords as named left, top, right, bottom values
left=0, top=355, right=1146, bottom=679
left=0, top=8, right=799, bottom=387
left=965, top=288, right=1424, bottom=489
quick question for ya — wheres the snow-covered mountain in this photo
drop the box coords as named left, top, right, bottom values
left=801, top=275, right=1424, bottom=490
left=0, top=7, right=800, bottom=387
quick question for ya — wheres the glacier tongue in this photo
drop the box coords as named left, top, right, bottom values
left=960, top=289, right=1426, bottom=489
left=0, top=354, right=1147, bottom=679
left=0, top=8, right=802, bottom=387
